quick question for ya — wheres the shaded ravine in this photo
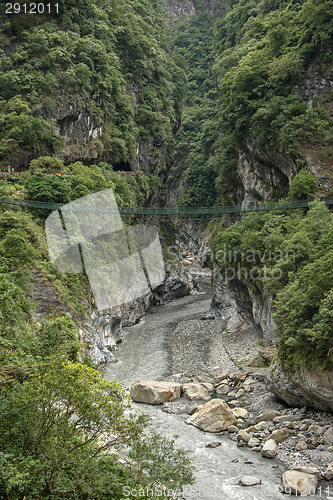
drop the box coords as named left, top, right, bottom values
left=104, top=294, right=322, bottom=499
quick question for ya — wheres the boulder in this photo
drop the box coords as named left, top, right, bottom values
left=281, top=471, right=317, bottom=496
left=215, top=373, right=229, bottom=383
left=295, top=441, right=307, bottom=451
left=206, top=441, right=222, bottom=448
left=216, top=384, right=229, bottom=395
left=273, top=415, right=302, bottom=423
left=186, top=399, right=236, bottom=432
left=323, top=462, right=333, bottom=480
left=292, top=467, right=321, bottom=480
left=192, top=373, right=215, bottom=384
left=267, top=428, right=290, bottom=444
left=324, top=427, right=333, bottom=446
left=248, top=437, right=261, bottom=448
left=261, top=439, right=277, bottom=458
left=233, top=370, right=252, bottom=384
left=232, top=407, right=249, bottom=419
left=130, top=381, right=181, bottom=405
left=256, top=410, right=281, bottom=423
left=237, top=430, right=251, bottom=443
left=182, top=383, right=212, bottom=401
left=236, top=388, right=245, bottom=398
left=238, top=476, right=261, bottom=487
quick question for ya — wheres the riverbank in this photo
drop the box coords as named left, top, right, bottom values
left=105, top=285, right=332, bottom=498
left=164, top=313, right=333, bottom=483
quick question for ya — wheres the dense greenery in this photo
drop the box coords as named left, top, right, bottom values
left=214, top=200, right=333, bottom=372
left=168, top=6, right=220, bottom=207
left=214, top=0, right=333, bottom=186
left=169, top=0, right=333, bottom=206
left=0, top=0, right=184, bottom=167
left=0, top=163, right=193, bottom=498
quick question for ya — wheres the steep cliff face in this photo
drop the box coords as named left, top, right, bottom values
left=231, top=133, right=298, bottom=208
left=211, top=276, right=279, bottom=345
left=230, top=44, right=333, bottom=207
left=164, top=0, right=196, bottom=26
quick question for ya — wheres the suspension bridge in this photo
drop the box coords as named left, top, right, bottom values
left=0, top=196, right=332, bottom=215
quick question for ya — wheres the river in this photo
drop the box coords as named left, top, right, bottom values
left=104, top=292, right=322, bottom=499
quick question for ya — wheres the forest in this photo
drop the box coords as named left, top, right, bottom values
left=0, top=0, right=333, bottom=497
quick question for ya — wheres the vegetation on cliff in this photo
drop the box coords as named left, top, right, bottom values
left=171, top=0, right=333, bottom=206
left=214, top=198, right=333, bottom=372
left=0, top=163, right=193, bottom=498
left=0, top=0, right=184, bottom=168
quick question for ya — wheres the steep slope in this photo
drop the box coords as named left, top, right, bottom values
left=0, top=0, right=184, bottom=172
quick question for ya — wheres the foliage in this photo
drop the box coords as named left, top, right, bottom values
left=212, top=0, right=333, bottom=197
left=0, top=357, right=193, bottom=499
left=214, top=201, right=333, bottom=371
left=0, top=0, right=184, bottom=167
left=288, top=169, right=318, bottom=200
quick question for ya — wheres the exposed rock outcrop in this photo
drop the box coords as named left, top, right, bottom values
left=82, top=267, right=194, bottom=366
left=164, top=0, right=196, bottom=26
left=266, top=361, right=333, bottom=412
left=211, top=275, right=278, bottom=345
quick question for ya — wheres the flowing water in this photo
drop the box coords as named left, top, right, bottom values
left=104, top=293, right=322, bottom=499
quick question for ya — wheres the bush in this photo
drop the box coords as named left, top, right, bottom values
left=288, top=169, right=318, bottom=200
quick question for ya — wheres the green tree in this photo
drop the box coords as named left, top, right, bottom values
left=0, top=361, right=194, bottom=499
left=288, top=169, right=318, bottom=200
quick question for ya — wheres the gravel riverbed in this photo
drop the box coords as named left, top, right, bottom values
left=164, top=311, right=333, bottom=482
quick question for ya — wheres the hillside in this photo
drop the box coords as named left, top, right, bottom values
left=0, top=0, right=333, bottom=496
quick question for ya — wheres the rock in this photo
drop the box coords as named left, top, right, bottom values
left=232, top=407, right=249, bottom=419
left=182, top=383, right=212, bottom=401
left=192, top=373, right=214, bottom=384
left=228, top=425, right=239, bottom=433
left=327, top=446, right=333, bottom=452
left=266, top=360, right=333, bottom=412
left=273, top=415, right=302, bottom=423
left=267, top=428, right=290, bottom=444
left=248, top=437, right=261, bottom=448
left=254, top=421, right=271, bottom=431
left=130, top=381, right=182, bottom=405
left=215, top=373, right=229, bottom=383
left=246, top=353, right=265, bottom=367
left=238, top=430, right=251, bottom=443
left=236, top=388, right=245, bottom=398
left=238, top=476, right=261, bottom=487
left=281, top=471, right=318, bottom=496
left=251, top=446, right=262, bottom=452
left=324, top=462, right=333, bottom=480
left=185, top=399, right=237, bottom=432
left=292, top=467, right=321, bottom=480
left=261, top=439, right=277, bottom=459
left=256, top=410, right=281, bottom=423
left=216, top=385, right=229, bottom=395
left=215, top=373, right=229, bottom=385
left=296, top=441, right=308, bottom=451
left=233, top=370, right=252, bottom=384
left=206, top=442, right=222, bottom=448
left=324, top=427, right=333, bottom=446
left=188, top=406, right=198, bottom=415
